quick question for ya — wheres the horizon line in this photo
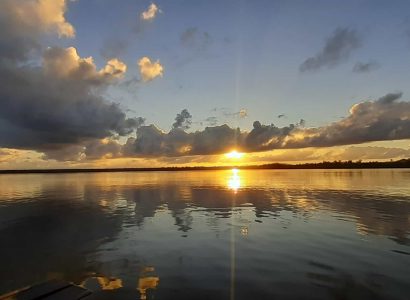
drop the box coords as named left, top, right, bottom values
left=0, top=158, right=409, bottom=174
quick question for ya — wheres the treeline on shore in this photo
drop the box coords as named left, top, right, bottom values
left=0, top=158, right=409, bottom=174
left=249, top=158, right=410, bottom=169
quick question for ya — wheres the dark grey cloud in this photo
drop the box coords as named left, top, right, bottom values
left=125, top=124, right=241, bottom=157
left=173, top=109, right=192, bottom=130
left=300, top=28, right=362, bottom=72
left=0, top=1, right=143, bottom=157
left=353, top=61, right=380, bottom=73
left=0, top=0, right=76, bottom=62
left=285, top=92, right=409, bottom=148
left=0, top=51, right=141, bottom=151
left=22, top=91, right=410, bottom=161
left=277, top=114, right=286, bottom=119
left=0, top=2, right=41, bottom=61
left=121, top=92, right=410, bottom=157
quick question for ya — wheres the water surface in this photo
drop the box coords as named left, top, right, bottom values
left=0, top=169, right=409, bottom=299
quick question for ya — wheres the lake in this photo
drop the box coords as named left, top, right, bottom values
left=0, top=169, right=409, bottom=299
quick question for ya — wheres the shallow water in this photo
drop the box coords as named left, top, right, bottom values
left=0, top=169, right=409, bottom=299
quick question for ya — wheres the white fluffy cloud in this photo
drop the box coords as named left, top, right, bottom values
left=138, top=57, right=164, bottom=82
left=140, top=3, right=160, bottom=21
left=4, top=0, right=75, bottom=38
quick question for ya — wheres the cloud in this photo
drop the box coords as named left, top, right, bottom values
left=1, top=1, right=409, bottom=163
left=43, top=138, right=127, bottom=161
left=298, top=119, right=306, bottom=127
left=337, top=146, right=410, bottom=161
left=0, top=47, right=139, bottom=149
left=8, top=0, right=75, bottom=38
left=173, top=109, right=193, bottom=130
left=0, top=0, right=75, bottom=61
left=42, top=117, right=145, bottom=162
left=43, top=47, right=127, bottom=80
left=204, top=116, right=218, bottom=126
left=122, top=92, right=410, bottom=157
left=126, top=124, right=241, bottom=157
left=100, top=58, right=127, bottom=78
left=277, top=114, right=286, bottom=119
left=352, top=61, right=380, bottom=73
left=242, top=145, right=410, bottom=164
left=238, top=109, right=248, bottom=118
left=282, top=92, right=410, bottom=149
left=300, top=28, right=361, bottom=72
left=222, top=108, right=248, bottom=119
left=140, top=3, right=160, bottom=21
left=138, top=57, right=164, bottom=82
left=0, top=0, right=143, bottom=158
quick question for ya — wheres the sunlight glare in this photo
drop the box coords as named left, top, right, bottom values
left=225, top=150, right=244, bottom=159
left=228, top=168, right=241, bottom=192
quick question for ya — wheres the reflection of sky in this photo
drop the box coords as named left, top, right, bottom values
left=0, top=170, right=409, bottom=298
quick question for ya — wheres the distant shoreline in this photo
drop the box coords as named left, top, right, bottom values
left=0, top=159, right=409, bottom=174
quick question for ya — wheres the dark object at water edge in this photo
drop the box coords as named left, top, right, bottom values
left=0, top=280, right=92, bottom=300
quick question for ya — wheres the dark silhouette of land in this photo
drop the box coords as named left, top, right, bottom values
left=0, top=159, right=409, bottom=174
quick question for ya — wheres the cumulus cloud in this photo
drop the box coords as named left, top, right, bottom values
left=138, top=57, right=164, bottom=82
left=352, top=61, right=380, bottom=73
left=122, top=92, right=410, bottom=157
left=173, top=109, right=192, bottom=130
left=125, top=124, right=241, bottom=157
left=140, top=3, right=160, bottom=21
left=43, top=47, right=127, bottom=80
left=100, top=58, right=127, bottom=78
left=43, top=138, right=128, bottom=161
left=283, top=92, right=410, bottom=148
left=0, top=0, right=143, bottom=159
left=0, top=0, right=75, bottom=61
left=6, top=0, right=75, bottom=37
left=1, top=1, right=409, bottom=163
left=300, top=28, right=361, bottom=72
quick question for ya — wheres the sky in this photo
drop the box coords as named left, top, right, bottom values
left=0, top=0, right=410, bottom=169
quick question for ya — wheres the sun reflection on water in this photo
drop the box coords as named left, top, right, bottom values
left=227, top=168, right=241, bottom=192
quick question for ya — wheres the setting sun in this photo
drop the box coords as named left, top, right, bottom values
left=225, top=150, right=244, bottom=159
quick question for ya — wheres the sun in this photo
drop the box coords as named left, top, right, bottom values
left=225, top=150, right=244, bottom=159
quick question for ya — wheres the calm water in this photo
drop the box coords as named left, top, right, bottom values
left=0, top=169, right=409, bottom=299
